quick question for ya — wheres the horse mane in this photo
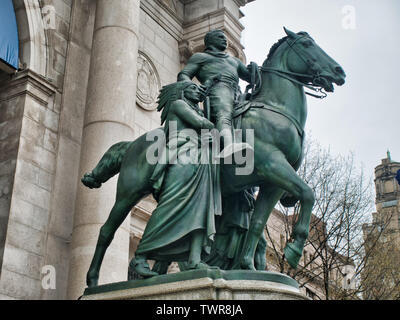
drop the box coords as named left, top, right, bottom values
left=265, top=36, right=289, bottom=64
left=263, top=31, right=312, bottom=66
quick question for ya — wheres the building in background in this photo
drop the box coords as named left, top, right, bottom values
left=0, top=0, right=255, bottom=300
left=265, top=209, right=355, bottom=300
left=362, top=153, right=400, bottom=299
left=364, top=152, right=400, bottom=247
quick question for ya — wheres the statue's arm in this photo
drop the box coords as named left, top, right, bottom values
left=177, top=53, right=205, bottom=81
left=237, top=58, right=252, bottom=83
left=171, top=100, right=214, bottom=130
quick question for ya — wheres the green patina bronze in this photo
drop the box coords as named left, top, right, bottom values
left=177, top=29, right=252, bottom=157
left=83, top=269, right=299, bottom=297
left=82, top=28, right=346, bottom=289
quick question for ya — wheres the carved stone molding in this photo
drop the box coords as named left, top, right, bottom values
left=136, top=52, right=161, bottom=111
left=178, top=7, right=247, bottom=64
left=160, top=0, right=178, bottom=12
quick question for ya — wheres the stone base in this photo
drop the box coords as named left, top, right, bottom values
left=81, top=269, right=309, bottom=300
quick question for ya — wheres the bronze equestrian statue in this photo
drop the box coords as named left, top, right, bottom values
left=82, top=28, right=346, bottom=287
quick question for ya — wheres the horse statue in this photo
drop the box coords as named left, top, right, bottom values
left=83, top=27, right=346, bottom=287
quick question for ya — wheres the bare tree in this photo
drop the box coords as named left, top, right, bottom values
left=265, top=136, right=396, bottom=300
left=359, top=225, right=400, bottom=300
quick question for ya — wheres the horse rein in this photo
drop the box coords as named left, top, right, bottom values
left=260, top=36, right=328, bottom=99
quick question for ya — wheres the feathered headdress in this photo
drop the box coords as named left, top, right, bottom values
left=157, top=80, right=194, bottom=125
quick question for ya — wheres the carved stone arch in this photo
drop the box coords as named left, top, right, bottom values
left=12, top=0, right=48, bottom=76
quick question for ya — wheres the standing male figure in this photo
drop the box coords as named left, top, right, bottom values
left=178, top=29, right=253, bottom=158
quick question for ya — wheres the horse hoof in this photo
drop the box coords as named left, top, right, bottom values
left=86, top=274, right=99, bottom=288
left=81, top=173, right=102, bottom=189
left=130, top=258, right=159, bottom=278
left=284, top=243, right=302, bottom=269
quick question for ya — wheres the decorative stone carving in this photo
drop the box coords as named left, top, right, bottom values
left=136, top=52, right=161, bottom=111
left=159, top=0, right=178, bottom=12
left=178, top=39, right=196, bottom=64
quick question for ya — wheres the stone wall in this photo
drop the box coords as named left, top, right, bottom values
left=43, top=0, right=95, bottom=300
left=0, top=0, right=78, bottom=299
left=0, top=0, right=253, bottom=300
left=0, top=70, right=58, bottom=299
left=134, top=0, right=183, bottom=139
left=0, top=80, right=24, bottom=275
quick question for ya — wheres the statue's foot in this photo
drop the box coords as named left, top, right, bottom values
left=217, top=142, right=253, bottom=159
left=130, top=258, right=159, bottom=278
left=284, top=242, right=302, bottom=269
left=81, top=172, right=102, bottom=189
left=239, top=256, right=256, bottom=271
left=86, top=270, right=99, bottom=288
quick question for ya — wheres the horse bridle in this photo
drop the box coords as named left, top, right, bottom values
left=259, top=35, right=328, bottom=99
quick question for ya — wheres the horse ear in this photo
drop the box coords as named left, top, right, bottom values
left=283, top=27, right=297, bottom=39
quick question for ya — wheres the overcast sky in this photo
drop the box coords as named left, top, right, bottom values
left=240, top=0, right=400, bottom=186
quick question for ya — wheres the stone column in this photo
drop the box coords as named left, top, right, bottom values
left=67, top=0, right=140, bottom=300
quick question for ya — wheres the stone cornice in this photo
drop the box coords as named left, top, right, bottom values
left=234, top=0, right=255, bottom=7
left=179, top=0, right=197, bottom=4
left=141, top=0, right=184, bottom=41
left=179, top=7, right=247, bottom=63
left=182, top=7, right=245, bottom=33
left=180, top=0, right=255, bottom=7
left=0, top=69, right=57, bottom=105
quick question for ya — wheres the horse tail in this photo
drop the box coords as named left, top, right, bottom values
left=81, top=141, right=133, bottom=189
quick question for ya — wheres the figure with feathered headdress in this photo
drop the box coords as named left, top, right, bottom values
left=130, top=81, right=223, bottom=277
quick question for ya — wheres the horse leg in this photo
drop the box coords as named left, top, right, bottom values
left=86, top=191, right=143, bottom=287
left=254, top=228, right=268, bottom=270
left=239, top=185, right=284, bottom=270
left=252, top=150, right=314, bottom=269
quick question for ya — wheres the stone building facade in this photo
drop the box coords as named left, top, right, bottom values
left=362, top=154, right=400, bottom=299
left=264, top=208, right=356, bottom=300
left=0, top=0, right=255, bottom=300
left=363, top=153, right=400, bottom=248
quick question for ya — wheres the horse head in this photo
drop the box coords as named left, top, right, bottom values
left=283, top=27, right=346, bottom=92
left=261, top=27, right=346, bottom=95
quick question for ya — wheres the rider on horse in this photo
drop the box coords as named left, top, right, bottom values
left=178, top=29, right=255, bottom=158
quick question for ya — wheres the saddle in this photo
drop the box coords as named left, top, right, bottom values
left=232, top=100, right=304, bottom=139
